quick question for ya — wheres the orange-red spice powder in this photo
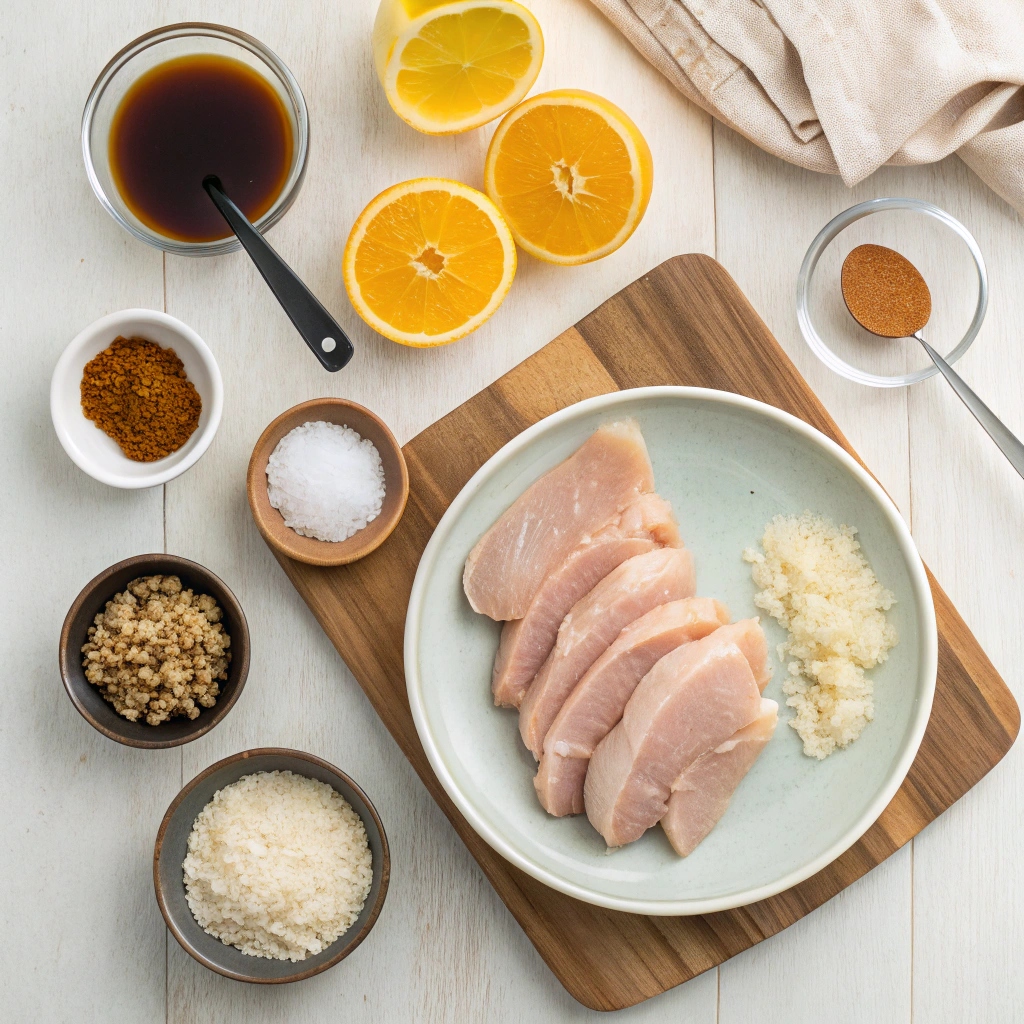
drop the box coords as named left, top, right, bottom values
left=80, top=336, right=202, bottom=461
left=841, top=244, right=932, bottom=338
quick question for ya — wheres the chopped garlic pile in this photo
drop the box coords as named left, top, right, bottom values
left=743, top=511, right=898, bottom=759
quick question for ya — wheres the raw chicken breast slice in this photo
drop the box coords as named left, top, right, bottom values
left=661, top=699, right=778, bottom=857
left=534, top=597, right=730, bottom=816
left=519, top=547, right=696, bottom=758
left=533, top=754, right=590, bottom=816
left=584, top=635, right=763, bottom=848
left=463, top=420, right=654, bottom=621
left=702, top=619, right=772, bottom=692
left=492, top=494, right=681, bottom=708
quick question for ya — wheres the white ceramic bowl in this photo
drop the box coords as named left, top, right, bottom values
left=51, top=309, right=223, bottom=488
left=405, top=387, right=938, bottom=916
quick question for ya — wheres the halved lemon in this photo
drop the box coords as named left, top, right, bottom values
left=372, top=0, right=544, bottom=134
left=343, top=178, right=517, bottom=347
left=484, top=89, right=654, bottom=265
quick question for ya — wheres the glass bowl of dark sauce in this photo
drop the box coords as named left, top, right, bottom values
left=83, top=23, right=309, bottom=256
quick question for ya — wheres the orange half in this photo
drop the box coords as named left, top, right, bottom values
left=343, top=178, right=517, bottom=347
left=484, top=89, right=654, bottom=265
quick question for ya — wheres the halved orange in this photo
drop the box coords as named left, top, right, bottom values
left=484, top=89, right=654, bottom=265
left=372, top=0, right=544, bottom=135
left=343, top=178, right=517, bottom=347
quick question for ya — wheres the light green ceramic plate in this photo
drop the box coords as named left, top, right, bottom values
left=405, top=388, right=937, bottom=915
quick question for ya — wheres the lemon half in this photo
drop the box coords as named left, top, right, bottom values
left=372, top=0, right=544, bottom=135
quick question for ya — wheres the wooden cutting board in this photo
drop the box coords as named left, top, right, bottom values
left=268, top=255, right=1019, bottom=1011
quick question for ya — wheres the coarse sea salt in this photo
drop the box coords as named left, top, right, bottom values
left=267, top=420, right=386, bottom=543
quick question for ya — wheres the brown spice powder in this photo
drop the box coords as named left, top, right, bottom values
left=81, top=336, right=202, bottom=461
left=841, top=243, right=932, bottom=338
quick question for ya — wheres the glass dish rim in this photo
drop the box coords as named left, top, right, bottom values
left=796, top=197, right=988, bottom=389
left=80, top=21, right=310, bottom=258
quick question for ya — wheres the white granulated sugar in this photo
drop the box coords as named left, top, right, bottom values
left=267, top=420, right=386, bottom=543
left=182, top=770, right=373, bottom=961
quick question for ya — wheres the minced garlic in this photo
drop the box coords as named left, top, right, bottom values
left=743, top=511, right=898, bottom=759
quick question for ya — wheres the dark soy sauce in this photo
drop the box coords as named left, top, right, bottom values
left=109, top=54, right=293, bottom=243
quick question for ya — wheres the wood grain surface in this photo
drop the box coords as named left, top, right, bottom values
left=271, top=254, right=1020, bottom=1011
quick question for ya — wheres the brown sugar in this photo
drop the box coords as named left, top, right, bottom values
left=80, top=336, right=202, bottom=461
left=81, top=574, right=230, bottom=725
left=840, top=243, right=932, bottom=338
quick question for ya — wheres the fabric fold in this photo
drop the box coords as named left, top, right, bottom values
left=587, top=0, right=1024, bottom=215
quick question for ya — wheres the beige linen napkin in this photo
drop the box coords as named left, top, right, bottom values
left=587, top=0, right=1024, bottom=215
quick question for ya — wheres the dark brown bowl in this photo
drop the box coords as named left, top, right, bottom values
left=59, top=553, right=250, bottom=748
left=154, top=748, right=390, bottom=983
left=247, top=398, right=409, bottom=566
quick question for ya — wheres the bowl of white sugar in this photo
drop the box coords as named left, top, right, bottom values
left=247, top=398, right=409, bottom=566
left=154, top=748, right=390, bottom=983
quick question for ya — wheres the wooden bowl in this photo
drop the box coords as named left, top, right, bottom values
left=153, top=748, right=391, bottom=983
left=247, top=398, right=409, bottom=566
left=59, top=553, right=250, bottom=748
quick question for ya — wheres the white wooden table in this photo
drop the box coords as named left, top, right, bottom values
left=3, top=1, right=1022, bottom=1020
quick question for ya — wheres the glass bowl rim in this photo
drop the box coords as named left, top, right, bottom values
left=796, top=197, right=988, bottom=389
left=81, top=21, right=309, bottom=258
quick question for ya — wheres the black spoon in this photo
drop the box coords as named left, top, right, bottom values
left=203, top=175, right=354, bottom=372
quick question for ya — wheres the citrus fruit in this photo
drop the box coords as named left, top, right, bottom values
left=372, top=0, right=544, bottom=135
left=343, top=178, right=517, bottom=347
left=484, top=89, right=654, bottom=265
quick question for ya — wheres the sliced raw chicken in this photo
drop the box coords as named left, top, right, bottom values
left=534, top=598, right=730, bottom=816
left=661, top=699, right=778, bottom=857
left=534, top=756, right=590, bottom=817
left=584, top=634, right=763, bottom=848
left=702, top=619, right=772, bottom=692
left=519, top=547, right=696, bottom=758
left=463, top=420, right=654, bottom=621
left=492, top=494, right=681, bottom=708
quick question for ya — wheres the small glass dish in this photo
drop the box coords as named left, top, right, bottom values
left=81, top=23, right=309, bottom=257
left=796, top=198, right=988, bottom=388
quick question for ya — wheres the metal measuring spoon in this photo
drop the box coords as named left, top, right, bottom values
left=203, top=176, right=354, bottom=372
left=841, top=243, right=1024, bottom=479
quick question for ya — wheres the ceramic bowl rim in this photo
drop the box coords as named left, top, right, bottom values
left=404, top=385, right=938, bottom=915
left=59, top=552, right=250, bottom=748
left=153, top=747, right=391, bottom=983
left=50, top=308, right=224, bottom=489
left=246, top=397, right=410, bottom=567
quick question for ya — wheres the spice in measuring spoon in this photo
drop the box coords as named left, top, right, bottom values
left=840, top=244, right=932, bottom=338
left=841, top=242, right=1024, bottom=481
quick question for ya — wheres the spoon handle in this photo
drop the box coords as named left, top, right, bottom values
left=203, top=177, right=354, bottom=373
left=917, top=333, right=1024, bottom=480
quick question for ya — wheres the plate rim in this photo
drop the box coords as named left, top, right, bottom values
left=404, top=386, right=938, bottom=915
